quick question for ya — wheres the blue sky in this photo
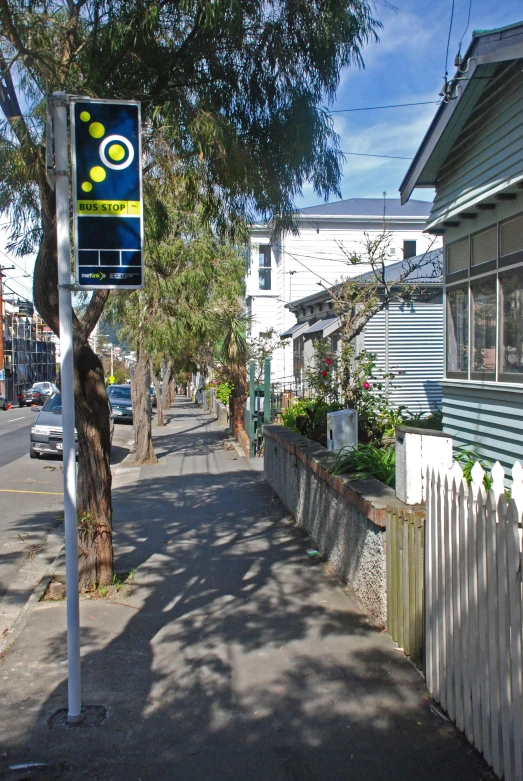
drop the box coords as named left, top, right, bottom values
left=296, top=0, right=523, bottom=208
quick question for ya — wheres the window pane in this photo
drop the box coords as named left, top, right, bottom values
left=447, top=288, right=468, bottom=373
left=500, top=272, right=523, bottom=376
left=472, top=280, right=496, bottom=374
left=500, top=214, right=523, bottom=258
left=259, top=246, right=271, bottom=290
left=471, top=227, right=496, bottom=267
left=447, top=238, right=469, bottom=274
left=403, top=240, right=416, bottom=259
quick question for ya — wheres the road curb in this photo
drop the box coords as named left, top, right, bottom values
left=0, top=539, right=65, bottom=654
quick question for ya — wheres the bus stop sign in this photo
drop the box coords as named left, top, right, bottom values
left=71, top=99, right=143, bottom=289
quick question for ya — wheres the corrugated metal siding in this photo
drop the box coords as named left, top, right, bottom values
left=363, top=301, right=444, bottom=413
left=442, top=383, right=523, bottom=475
left=429, top=60, right=523, bottom=225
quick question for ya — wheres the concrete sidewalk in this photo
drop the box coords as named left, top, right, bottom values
left=0, top=400, right=493, bottom=781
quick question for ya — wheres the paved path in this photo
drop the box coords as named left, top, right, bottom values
left=0, top=400, right=493, bottom=781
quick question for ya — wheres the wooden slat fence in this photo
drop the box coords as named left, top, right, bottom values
left=386, top=507, right=424, bottom=669
left=426, top=460, right=523, bottom=781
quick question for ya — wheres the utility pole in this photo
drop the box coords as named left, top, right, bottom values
left=0, top=265, right=15, bottom=398
left=110, top=344, right=114, bottom=377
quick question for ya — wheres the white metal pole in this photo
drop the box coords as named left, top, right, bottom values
left=52, top=92, right=81, bottom=722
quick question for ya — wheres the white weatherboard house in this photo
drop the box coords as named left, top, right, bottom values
left=400, top=21, right=523, bottom=473
left=286, top=251, right=444, bottom=413
left=246, top=199, right=440, bottom=383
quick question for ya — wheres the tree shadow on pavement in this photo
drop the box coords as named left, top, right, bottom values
left=0, top=401, right=495, bottom=781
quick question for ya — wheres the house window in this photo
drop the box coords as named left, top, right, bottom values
left=471, top=226, right=496, bottom=270
left=293, top=335, right=304, bottom=381
left=500, top=213, right=523, bottom=265
left=403, top=240, right=417, bottom=259
left=259, top=246, right=271, bottom=290
left=499, top=271, right=523, bottom=380
left=447, top=287, right=468, bottom=375
left=471, top=279, right=496, bottom=378
left=447, top=237, right=469, bottom=276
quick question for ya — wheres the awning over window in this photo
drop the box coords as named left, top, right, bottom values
left=303, top=316, right=340, bottom=337
left=280, top=321, right=310, bottom=339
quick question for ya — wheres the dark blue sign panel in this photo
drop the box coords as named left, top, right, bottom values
left=71, top=100, right=143, bottom=289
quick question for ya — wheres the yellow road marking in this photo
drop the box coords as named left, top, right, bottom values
left=0, top=489, right=63, bottom=495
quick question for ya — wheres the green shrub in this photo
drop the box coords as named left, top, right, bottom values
left=282, top=398, right=342, bottom=444
left=403, top=407, right=443, bottom=431
left=216, top=382, right=234, bottom=405
left=332, top=442, right=396, bottom=486
left=453, top=445, right=493, bottom=490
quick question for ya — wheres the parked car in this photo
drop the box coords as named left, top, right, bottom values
left=30, top=392, right=78, bottom=459
left=107, top=384, right=133, bottom=422
left=18, top=381, right=59, bottom=407
left=0, top=391, right=7, bottom=411
left=150, top=385, right=157, bottom=408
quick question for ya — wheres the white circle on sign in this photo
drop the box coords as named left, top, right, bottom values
left=99, top=135, right=135, bottom=170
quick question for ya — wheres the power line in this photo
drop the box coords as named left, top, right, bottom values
left=341, top=150, right=411, bottom=160
left=329, top=101, right=439, bottom=114
left=444, top=0, right=456, bottom=80
left=458, top=0, right=473, bottom=50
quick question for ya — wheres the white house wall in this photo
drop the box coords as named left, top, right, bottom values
left=247, top=217, right=439, bottom=385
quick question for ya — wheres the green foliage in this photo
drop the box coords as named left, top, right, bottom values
left=282, top=397, right=342, bottom=443
left=332, top=443, right=396, bottom=486
left=403, top=407, right=443, bottom=431
left=302, top=340, right=399, bottom=442
left=454, top=446, right=493, bottom=490
left=216, top=382, right=234, bottom=405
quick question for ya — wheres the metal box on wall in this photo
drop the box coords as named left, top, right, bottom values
left=327, top=409, right=358, bottom=454
left=395, top=426, right=452, bottom=505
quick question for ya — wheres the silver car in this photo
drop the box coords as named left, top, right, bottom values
left=30, top=393, right=78, bottom=458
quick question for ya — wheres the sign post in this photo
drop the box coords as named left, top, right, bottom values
left=52, top=92, right=81, bottom=722
left=49, top=93, right=143, bottom=722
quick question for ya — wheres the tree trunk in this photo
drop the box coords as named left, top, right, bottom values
left=75, top=345, right=113, bottom=588
left=168, top=377, right=176, bottom=404
left=161, top=358, right=172, bottom=409
left=132, top=345, right=157, bottom=465
left=33, top=182, right=114, bottom=589
left=150, top=358, right=164, bottom=427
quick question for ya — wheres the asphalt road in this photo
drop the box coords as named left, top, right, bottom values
left=0, top=407, right=133, bottom=604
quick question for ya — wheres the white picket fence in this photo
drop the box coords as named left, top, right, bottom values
left=425, top=460, right=523, bottom=781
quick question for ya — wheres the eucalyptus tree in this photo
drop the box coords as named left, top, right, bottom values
left=111, top=208, right=245, bottom=465
left=0, top=0, right=381, bottom=585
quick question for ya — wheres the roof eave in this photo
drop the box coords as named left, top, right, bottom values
left=400, top=26, right=523, bottom=204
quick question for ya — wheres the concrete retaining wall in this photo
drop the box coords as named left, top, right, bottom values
left=213, top=399, right=229, bottom=427
left=264, top=425, right=418, bottom=628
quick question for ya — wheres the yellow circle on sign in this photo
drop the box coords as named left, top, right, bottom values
left=89, top=122, right=105, bottom=139
left=108, top=143, right=126, bottom=162
left=79, top=111, right=91, bottom=122
left=90, top=166, right=106, bottom=182
left=81, top=181, right=93, bottom=192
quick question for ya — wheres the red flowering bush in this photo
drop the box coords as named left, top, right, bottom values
left=325, top=358, right=332, bottom=366
left=321, top=369, right=328, bottom=377
left=363, top=381, right=371, bottom=390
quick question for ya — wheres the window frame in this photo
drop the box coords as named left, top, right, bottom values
left=498, top=266, right=523, bottom=384
left=470, top=274, right=498, bottom=381
left=446, top=283, right=469, bottom=379
left=258, top=245, right=272, bottom=291
left=444, top=214, right=523, bottom=386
